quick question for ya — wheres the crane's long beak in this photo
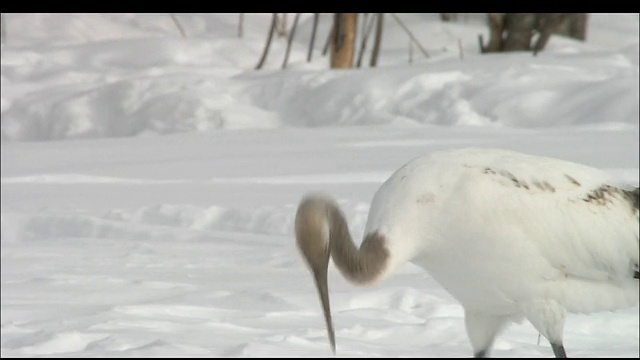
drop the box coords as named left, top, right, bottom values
left=312, top=266, right=336, bottom=354
left=294, top=196, right=336, bottom=354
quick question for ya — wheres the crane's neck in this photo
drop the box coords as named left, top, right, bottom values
left=294, top=193, right=392, bottom=353
left=325, top=200, right=390, bottom=285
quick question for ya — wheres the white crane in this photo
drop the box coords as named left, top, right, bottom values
left=295, top=147, right=639, bottom=358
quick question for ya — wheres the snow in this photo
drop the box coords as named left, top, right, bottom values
left=1, top=13, right=638, bottom=357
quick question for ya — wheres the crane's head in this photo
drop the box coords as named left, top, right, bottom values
left=294, top=194, right=336, bottom=354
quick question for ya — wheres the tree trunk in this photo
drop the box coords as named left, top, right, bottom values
left=440, top=13, right=457, bottom=22
left=276, top=13, right=287, bottom=38
left=502, top=13, right=536, bottom=51
left=533, top=13, right=568, bottom=56
left=370, top=13, right=384, bottom=67
left=482, top=13, right=505, bottom=53
left=255, top=14, right=278, bottom=70
left=480, top=13, right=588, bottom=55
left=330, top=13, right=357, bottom=69
left=307, top=13, right=320, bottom=62
left=568, top=13, right=588, bottom=41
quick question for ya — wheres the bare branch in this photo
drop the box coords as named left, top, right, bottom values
left=307, top=13, right=320, bottom=62
left=322, top=22, right=334, bottom=56
left=170, top=14, right=187, bottom=38
left=282, top=13, right=301, bottom=69
left=256, top=14, right=278, bottom=70
left=370, top=13, right=384, bottom=67
left=389, top=13, right=430, bottom=59
left=238, top=13, right=244, bottom=38
left=1, top=13, right=6, bottom=45
left=356, top=13, right=377, bottom=68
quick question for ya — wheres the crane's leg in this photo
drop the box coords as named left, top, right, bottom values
left=522, top=299, right=567, bottom=358
left=464, top=309, right=510, bottom=357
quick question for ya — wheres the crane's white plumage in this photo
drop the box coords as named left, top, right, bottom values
left=295, top=147, right=639, bottom=357
left=369, top=148, right=638, bottom=308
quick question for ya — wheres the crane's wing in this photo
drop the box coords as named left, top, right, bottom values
left=475, top=157, right=639, bottom=283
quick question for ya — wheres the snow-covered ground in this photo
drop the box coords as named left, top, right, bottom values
left=1, top=13, right=638, bottom=357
